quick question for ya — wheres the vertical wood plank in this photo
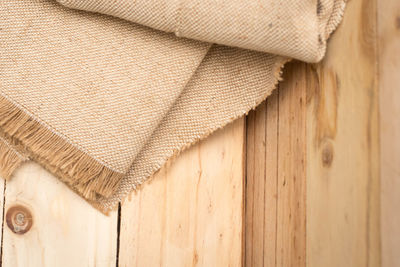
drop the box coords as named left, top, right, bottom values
left=245, top=91, right=279, bottom=267
left=378, top=0, right=400, bottom=266
left=276, top=63, right=307, bottom=267
left=118, top=118, right=245, bottom=267
left=1, top=163, right=118, bottom=267
left=0, top=179, right=5, bottom=261
left=245, top=61, right=307, bottom=267
left=263, top=93, right=279, bottom=267
left=306, top=0, right=381, bottom=265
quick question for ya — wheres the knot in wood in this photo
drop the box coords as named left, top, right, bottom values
left=321, top=142, right=334, bottom=167
left=6, top=205, right=33, bottom=235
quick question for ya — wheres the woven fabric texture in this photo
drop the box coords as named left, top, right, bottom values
left=0, top=0, right=346, bottom=213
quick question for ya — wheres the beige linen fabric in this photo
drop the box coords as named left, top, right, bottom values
left=57, top=0, right=341, bottom=62
left=0, top=0, right=210, bottom=199
left=95, top=46, right=288, bottom=211
left=0, top=0, right=346, bottom=213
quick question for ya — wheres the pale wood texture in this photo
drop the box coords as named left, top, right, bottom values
left=306, top=0, right=381, bottom=265
left=118, top=118, right=245, bottom=267
left=1, top=163, right=118, bottom=267
left=276, top=63, right=307, bottom=267
left=0, top=180, right=4, bottom=260
left=245, top=92, right=279, bottom=267
left=244, top=0, right=381, bottom=265
left=245, top=62, right=307, bottom=267
left=378, top=0, right=400, bottom=266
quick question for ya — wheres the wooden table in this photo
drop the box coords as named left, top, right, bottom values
left=1, top=0, right=398, bottom=266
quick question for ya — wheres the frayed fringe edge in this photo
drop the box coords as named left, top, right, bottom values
left=0, top=94, right=123, bottom=199
left=0, top=137, right=28, bottom=180
left=96, top=56, right=291, bottom=214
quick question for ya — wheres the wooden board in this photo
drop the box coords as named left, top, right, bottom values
left=306, top=0, right=381, bottom=265
left=0, top=119, right=245, bottom=267
left=245, top=92, right=279, bottom=267
left=0, top=180, right=4, bottom=260
left=244, top=0, right=382, bottom=266
left=1, top=163, right=118, bottom=267
left=245, top=63, right=307, bottom=267
left=377, top=0, right=400, bottom=266
left=118, top=118, right=245, bottom=267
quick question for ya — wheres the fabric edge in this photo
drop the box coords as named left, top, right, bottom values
left=325, top=0, right=347, bottom=39
left=0, top=94, right=123, bottom=199
left=96, top=56, right=291, bottom=215
left=0, top=136, right=29, bottom=180
left=317, top=0, right=347, bottom=61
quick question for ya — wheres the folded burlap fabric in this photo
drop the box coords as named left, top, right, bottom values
left=0, top=0, right=345, bottom=213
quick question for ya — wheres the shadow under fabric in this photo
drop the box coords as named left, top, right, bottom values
left=0, top=0, right=346, bottom=213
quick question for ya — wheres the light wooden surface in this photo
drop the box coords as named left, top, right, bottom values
left=378, top=0, right=400, bottom=266
left=306, top=0, right=381, bottom=265
left=245, top=90, right=280, bottom=267
left=245, top=64, right=307, bottom=267
left=2, top=163, right=118, bottom=267
left=244, top=0, right=382, bottom=265
left=0, top=118, right=245, bottom=267
left=118, top=118, right=245, bottom=267
left=0, top=0, right=397, bottom=265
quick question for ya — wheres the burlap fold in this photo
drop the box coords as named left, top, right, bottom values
left=0, top=0, right=345, bottom=213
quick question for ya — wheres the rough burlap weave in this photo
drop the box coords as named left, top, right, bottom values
left=0, top=0, right=346, bottom=213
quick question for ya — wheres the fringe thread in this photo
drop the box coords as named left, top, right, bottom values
left=0, top=137, right=28, bottom=179
left=0, top=94, right=123, bottom=199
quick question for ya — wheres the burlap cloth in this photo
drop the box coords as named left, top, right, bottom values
left=0, top=0, right=346, bottom=213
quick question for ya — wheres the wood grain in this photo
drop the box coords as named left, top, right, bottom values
left=245, top=92, right=279, bottom=267
left=118, top=118, right=245, bottom=267
left=1, top=163, right=118, bottom=267
left=276, top=63, right=307, bottom=267
left=306, top=0, right=381, bottom=265
left=245, top=61, right=307, bottom=267
left=377, top=0, right=400, bottom=266
left=0, top=179, right=4, bottom=261
left=245, top=0, right=382, bottom=266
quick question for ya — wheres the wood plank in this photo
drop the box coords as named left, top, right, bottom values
left=1, top=162, right=118, bottom=267
left=377, top=0, right=400, bottom=266
left=245, top=61, right=307, bottom=267
left=118, top=118, right=245, bottom=267
left=0, top=179, right=5, bottom=261
left=245, top=91, right=279, bottom=267
left=306, top=0, right=381, bottom=265
left=276, top=63, right=307, bottom=267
